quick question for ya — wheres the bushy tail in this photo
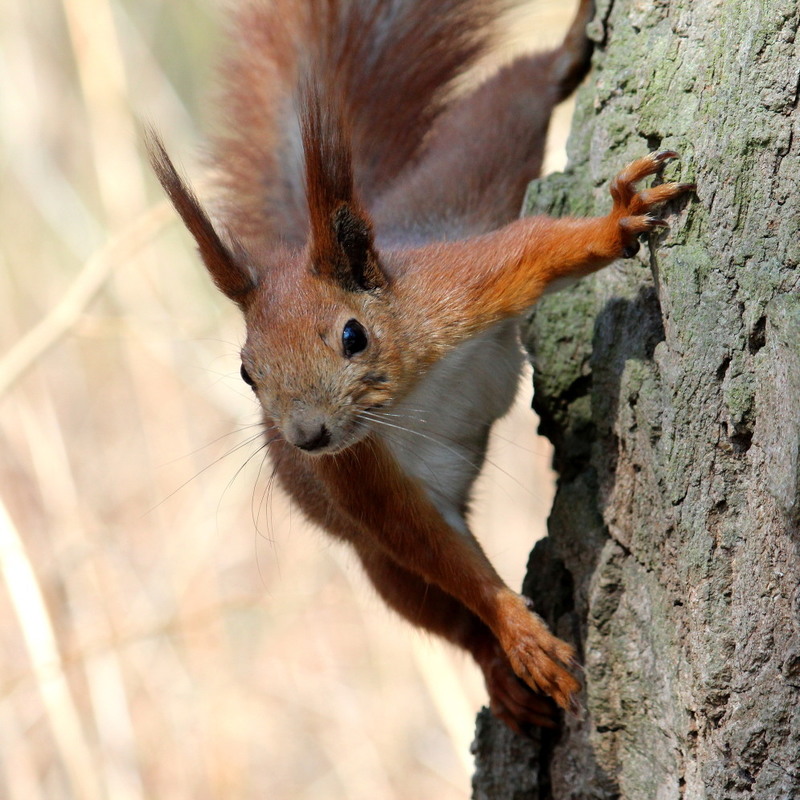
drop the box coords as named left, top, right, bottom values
left=212, top=0, right=510, bottom=248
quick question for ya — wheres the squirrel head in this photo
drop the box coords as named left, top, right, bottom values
left=147, top=130, right=418, bottom=455
left=238, top=249, right=407, bottom=454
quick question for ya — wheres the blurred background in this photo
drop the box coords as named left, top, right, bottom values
left=0, top=1, right=579, bottom=798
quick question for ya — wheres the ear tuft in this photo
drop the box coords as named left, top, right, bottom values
left=330, top=204, right=386, bottom=291
left=300, top=81, right=387, bottom=292
left=332, top=204, right=371, bottom=269
left=145, top=129, right=256, bottom=304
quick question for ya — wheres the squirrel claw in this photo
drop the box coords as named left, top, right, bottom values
left=610, top=152, right=694, bottom=258
left=568, top=697, right=585, bottom=721
left=652, top=149, right=679, bottom=165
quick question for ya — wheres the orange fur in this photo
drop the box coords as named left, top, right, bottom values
left=149, top=0, right=694, bottom=736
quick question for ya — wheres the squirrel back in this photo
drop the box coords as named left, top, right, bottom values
left=212, top=0, right=592, bottom=250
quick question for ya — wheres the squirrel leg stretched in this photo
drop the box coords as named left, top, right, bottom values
left=393, top=152, right=695, bottom=363
left=355, top=544, right=559, bottom=734
left=310, top=437, right=581, bottom=713
left=268, top=434, right=565, bottom=731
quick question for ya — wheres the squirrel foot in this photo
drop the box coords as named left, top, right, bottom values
left=476, top=637, right=560, bottom=735
left=609, top=150, right=695, bottom=258
left=494, top=591, right=581, bottom=716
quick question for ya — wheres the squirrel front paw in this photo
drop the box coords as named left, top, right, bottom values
left=476, top=637, right=560, bottom=735
left=609, top=150, right=695, bottom=258
left=495, top=591, right=581, bottom=715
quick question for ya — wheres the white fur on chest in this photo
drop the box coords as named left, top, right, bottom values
left=379, top=319, right=524, bottom=534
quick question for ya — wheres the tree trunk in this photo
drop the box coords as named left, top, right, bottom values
left=472, top=1, right=800, bottom=797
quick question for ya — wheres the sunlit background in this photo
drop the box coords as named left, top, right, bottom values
left=0, top=1, right=579, bottom=798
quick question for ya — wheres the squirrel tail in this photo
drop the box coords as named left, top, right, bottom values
left=212, top=0, right=513, bottom=248
left=212, top=1, right=594, bottom=251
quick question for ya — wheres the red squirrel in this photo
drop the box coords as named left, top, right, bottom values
left=148, top=0, right=693, bottom=735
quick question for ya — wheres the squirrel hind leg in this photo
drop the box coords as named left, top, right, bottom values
left=549, top=0, right=595, bottom=102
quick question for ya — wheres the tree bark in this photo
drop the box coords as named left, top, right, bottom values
left=472, top=1, right=800, bottom=797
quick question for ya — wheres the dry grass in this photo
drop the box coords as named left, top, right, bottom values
left=0, top=1, right=578, bottom=797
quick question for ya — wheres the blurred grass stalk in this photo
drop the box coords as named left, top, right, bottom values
left=0, top=202, right=174, bottom=397
left=0, top=0, right=568, bottom=797
left=3, top=0, right=150, bottom=796
left=0, top=497, right=105, bottom=800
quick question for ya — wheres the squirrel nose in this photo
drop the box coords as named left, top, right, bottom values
left=293, top=423, right=331, bottom=452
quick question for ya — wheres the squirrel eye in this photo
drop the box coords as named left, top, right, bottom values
left=342, top=319, right=368, bottom=357
left=240, top=363, right=255, bottom=387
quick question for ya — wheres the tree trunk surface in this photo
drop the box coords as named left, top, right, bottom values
left=472, top=1, right=800, bottom=798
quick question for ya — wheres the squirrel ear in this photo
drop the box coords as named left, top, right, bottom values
left=146, top=130, right=256, bottom=304
left=300, top=82, right=386, bottom=292
left=325, top=202, right=386, bottom=292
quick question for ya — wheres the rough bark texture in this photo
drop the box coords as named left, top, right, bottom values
left=472, top=1, right=800, bottom=797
